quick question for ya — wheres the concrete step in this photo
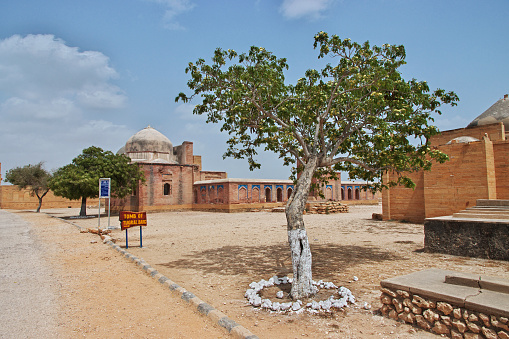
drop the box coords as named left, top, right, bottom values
left=452, top=211, right=509, bottom=220
left=464, top=207, right=509, bottom=213
left=476, top=199, right=509, bottom=207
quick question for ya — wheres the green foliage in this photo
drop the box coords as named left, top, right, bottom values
left=5, top=162, right=52, bottom=212
left=5, top=162, right=51, bottom=197
left=176, top=32, right=458, bottom=190
left=49, top=146, right=145, bottom=201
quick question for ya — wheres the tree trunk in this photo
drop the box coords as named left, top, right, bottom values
left=80, top=197, right=87, bottom=216
left=35, top=189, right=49, bottom=213
left=285, top=156, right=318, bottom=299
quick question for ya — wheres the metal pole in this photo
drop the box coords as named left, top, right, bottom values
left=107, top=197, right=111, bottom=229
left=140, top=226, right=143, bottom=248
left=98, top=198, right=101, bottom=229
left=125, top=229, right=128, bottom=249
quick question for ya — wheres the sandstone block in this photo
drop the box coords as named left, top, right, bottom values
left=499, top=330, right=509, bottom=339
left=468, top=313, right=479, bottom=323
left=479, top=313, right=491, bottom=327
left=441, top=315, right=451, bottom=326
left=396, top=290, right=410, bottom=299
left=500, top=317, right=509, bottom=324
left=450, top=329, right=463, bottom=339
left=464, top=333, right=483, bottom=339
left=398, top=311, right=415, bottom=324
left=380, top=288, right=397, bottom=298
left=415, top=315, right=431, bottom=331
left=452, top=319, right=467, bottom=333
left=467, top=321, right=481, bottom=334
left=432, top=321, right=450, bottom=335
left=437, top=302, right=454, bottom=315
left=388, top=310, right=398, bottom=320
left=424, top=309, right=439, bottom=323
left=453, top=308, right=463, bottom=319
left=482, top=327, right=498, bottom=339
left=380, top=294, right=392, bottom=305
left=392, top=298, right=403, bottom=313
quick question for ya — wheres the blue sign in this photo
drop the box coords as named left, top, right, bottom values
left=99, top=178, right=110, bottom=198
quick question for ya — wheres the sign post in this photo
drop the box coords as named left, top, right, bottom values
left=119, top=211, right=147, bottom=248
left=98, top=178, right=111, bottom=230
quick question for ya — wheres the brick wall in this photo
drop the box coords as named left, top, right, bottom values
left=423, top=139, right=495, bottom=219
left=430, top=122, right=505, bottom=146
left=0, top=185, right=99, bottom=210
left=493, top=141, right=509, bottom=199
left=382, top=170, right=425, bottom=223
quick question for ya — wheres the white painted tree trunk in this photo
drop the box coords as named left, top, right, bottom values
left=285, top=156, right=318, bottom=299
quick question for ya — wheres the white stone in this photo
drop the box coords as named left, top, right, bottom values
left=276, top=291, right=284, bottom=299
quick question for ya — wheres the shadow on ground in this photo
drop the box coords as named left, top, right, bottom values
left=158, top=243, right=402, bottom=281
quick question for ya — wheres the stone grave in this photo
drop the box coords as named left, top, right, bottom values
left=380, top=268, right=509, bottom=338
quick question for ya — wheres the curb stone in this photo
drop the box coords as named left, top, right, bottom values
left=102, top=236, right=259, bottom=338
left=51, top=214, right=259, bottom=338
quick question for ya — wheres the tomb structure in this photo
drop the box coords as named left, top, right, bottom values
left=383, top=94, right=509, bottom=223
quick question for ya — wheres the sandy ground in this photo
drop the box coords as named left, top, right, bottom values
left=13, top=204, right=509, bottom=338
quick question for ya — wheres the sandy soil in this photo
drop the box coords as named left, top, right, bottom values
left=22, top=204, right=509, bottom=338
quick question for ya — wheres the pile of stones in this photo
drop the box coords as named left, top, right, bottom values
left=245, top=276, right=356, bottom=313
left=380, top=287, right=509, bottom=339
left=306, top=201, right=348, bottom=214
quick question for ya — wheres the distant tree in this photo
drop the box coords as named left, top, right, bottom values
left=177, top=32, right=458, bottom=299
left=5, top=162, right=52, bottom=213
left=49, top=146, right=145, bottom=216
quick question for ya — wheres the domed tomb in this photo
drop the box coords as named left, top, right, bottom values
left=467, top=94, right=509, bottom=129
left=119, top=126, right=177, bottom=163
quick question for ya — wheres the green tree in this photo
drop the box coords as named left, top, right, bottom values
left=176, top=32, right=458, bottom=299
left=5, top=162, right=52, bottom=212
left=49, top=146, right=145, bottom=216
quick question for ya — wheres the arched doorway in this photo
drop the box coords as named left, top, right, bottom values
left=355, top=188, right=360, bottom=200
left=265, top=187, right=271, bottom=202
left=277, top=187, right=283, bottom=202
left=194, top=189, right=198, bottom=204
left=287, top=187, right=293, bottom=200
left=341, top=187, right=344, bottom=200
left=347, top=188, right=352, bottom=200
left=252, top=187, right=260, bottom=202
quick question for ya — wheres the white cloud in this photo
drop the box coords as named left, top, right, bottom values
left=279, top=0, right=334, bottom=20
left=148, top=0, right=195, bottom=30
left=0, top=34, right=131, bottom=176
left=0, top=34, right=126, bottom=112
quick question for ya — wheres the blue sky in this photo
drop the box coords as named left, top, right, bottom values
left=1, top=0, right=508, bottom=181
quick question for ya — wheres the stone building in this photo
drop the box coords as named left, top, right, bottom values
left=1, top=126, right=380, bottom=212
left=383, top=94, right=509, bottom=223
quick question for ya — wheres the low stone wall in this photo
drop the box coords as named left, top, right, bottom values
left=305, top=201, right=348, bottom=214
left=424, top=218, right=509, bottom=261
left=380, top=287, right=509, bottom=338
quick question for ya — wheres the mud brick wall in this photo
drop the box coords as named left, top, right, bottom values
left=424, top=218, right=509, bottom=261
left=380, top=287, right=509, bottom=339
left=382, top=171, right=425, bottom=223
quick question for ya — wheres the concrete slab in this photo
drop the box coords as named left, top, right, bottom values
left=381, top=269, right=475, bottom=306
left=465, top=290, right=509, bottom=318
left=480, top=275, right=509, bottom=294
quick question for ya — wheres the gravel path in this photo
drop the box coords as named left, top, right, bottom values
left=0, top=210, right=59, bottom=339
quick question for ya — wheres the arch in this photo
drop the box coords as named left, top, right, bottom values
left=276, top=187, right=283, bottom=202
left=194, top=189, right=198, bottom=204
left=163, top=183, right=171, bottom=196
left=265, top=187, right=272, bottom=202
left=347, top=188, right=352, bottom=200
left=252, top=187, right=260, bottom=202
left=239, top=186, right=248, bottom=202
left=287, top=187, right=293, bottom=200
left=341, top=187, right=344, bottom=200
left=355, top=188, right=360, bottom=200
left=217, top=186, right=224, bottom=204
left=325, top=186, right=333, bottom=200
left=209, top=186, right=216, bottom=203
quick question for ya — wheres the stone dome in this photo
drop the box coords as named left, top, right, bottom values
left=445, top=136, right=480, bottom=145
left=119, top=126, right=176, bottom=163
left=467, top=94, right=509, bottom=129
